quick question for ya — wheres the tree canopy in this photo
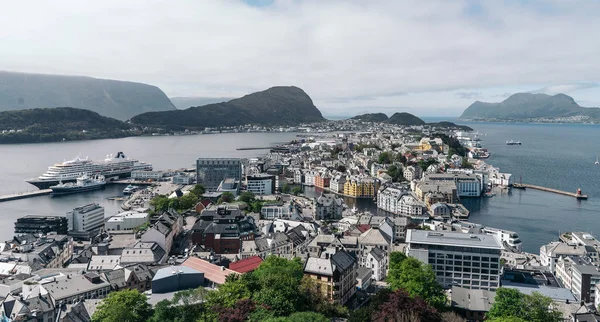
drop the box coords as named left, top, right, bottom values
left=487, top=288, right=561, bottom=322
left=91, top=290, right=152, bottom=322
left=387, top=252, right=446, bottom=309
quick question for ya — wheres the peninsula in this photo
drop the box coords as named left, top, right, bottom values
left=460, top=92, right=600, bottom=123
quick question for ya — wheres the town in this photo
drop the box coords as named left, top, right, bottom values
left=1, top=119, right=597, bottom=322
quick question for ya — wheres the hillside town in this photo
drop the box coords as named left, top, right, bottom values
left=1, top=119, right=598, bottom=322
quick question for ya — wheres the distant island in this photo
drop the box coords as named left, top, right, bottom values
left=0, top=71, right=176, bottom=120
left=350, top=112, right=473, bottom=131
left=0, top=107, right=136, bottom=144
left=460, top=93, right=600, bottom=123
left=131, top=86, right=325, bottom=130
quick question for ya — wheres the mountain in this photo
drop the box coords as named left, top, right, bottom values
left=0, top=107, right=136, bottom=144
left=0, top=71, right=176, bottom=120
left=131, top=86, right=325, bottom=130
left=351, top=113, right=389, bottom=122
left=385, top=112, right=426, bottom=126
left=170, top=97, right=234, bottom=109
left=460, top=93, right=600, bottom=121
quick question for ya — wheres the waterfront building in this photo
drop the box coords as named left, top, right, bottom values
left=481, top=227, right=522, bottom=252
left=415, top=180, right=458, bottom=204
left=172, top=173, right=193, bottom=185
left=303, top=250, right=357, bottom=305
left=329, top=174, right=347, bottom=193
left=66, top=203, right=105, bottom=239
left=556, top=256, right=600, bottom=303
left=131, top=170, right=163, bottom=181
left=423, top=173, right=483, bottom=198
left=343, top=175, right=379, bottom=198
left=541, top=242, right=588, bottom=273
left=304, top=170, right=317, bottom=186
left=406, top=229, right=503, bottom=290
left=314, top=172, right=331, bottom=189
left=246, top=173, right=276, bottom=195
left=14, top=215, right=68, bottom=235
left=314, top=193, right=344, bottom=221
left=377, top=186, right=426, bottom=218
left=196, top=158, right=242, bottom=191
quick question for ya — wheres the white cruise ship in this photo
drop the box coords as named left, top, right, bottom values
left=26, top=152, right=152, bottom=189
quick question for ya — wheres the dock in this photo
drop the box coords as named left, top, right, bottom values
left=0, top=189, right=52, bottom=202
left=512, top=183, right=588, bottom=200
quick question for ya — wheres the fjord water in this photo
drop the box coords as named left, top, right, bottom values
left=0, top=132, right=298, bottom=241
left=0, top=124, right=599, bottom=252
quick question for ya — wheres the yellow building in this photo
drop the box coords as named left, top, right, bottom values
left=343, top=176, right=379, bottom=198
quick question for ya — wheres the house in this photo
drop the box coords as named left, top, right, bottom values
left=451, top=286, right=496, bottom=321
left=121, top=242, right=167, bottom=265
left=140, top=210, right=183, bottom=255
left=314, top=193, right=344, bottom=221
left=191, top=204, right=256, bottom=254
left=182, top=257, right=237, bottom=287
left=304, top=250, right=358, bottom=305
left=229, top=256, right=264, bottom=273
left=365, top=247, right=387, bottom=281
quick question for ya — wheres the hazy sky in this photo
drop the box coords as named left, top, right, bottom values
left=1, top=0, right=599, bottom=117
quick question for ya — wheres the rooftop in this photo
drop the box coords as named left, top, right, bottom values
left=407, top=229, right=503, bottom=250
left=229, top=256, right=263, bottom=273
left=182, top=257, right=236, bottom=285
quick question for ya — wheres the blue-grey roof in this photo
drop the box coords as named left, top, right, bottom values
left=153, top=265, right=202, bottom=281
left=502, top=282, right=576, bottom=302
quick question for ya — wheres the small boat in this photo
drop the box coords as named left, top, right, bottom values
left=123, top=184, right=139, bottom=195
left=484, top=192, right=495, bottom=198
left=506, top=140, right=522, bottom=145
left=50, top=174, right=106, bottom=195
left=595, top=155, right=599, bottom=165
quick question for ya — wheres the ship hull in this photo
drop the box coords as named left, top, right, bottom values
left=50, top=184, right=106, bottom=196
left=26, top=172, right=132, bottom=190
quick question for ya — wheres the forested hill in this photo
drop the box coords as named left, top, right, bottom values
left=131, top=86, right=325, bottom=130
left=0, top=107, right=135, bottom=143
left=0, top=71, right=176, bottom=120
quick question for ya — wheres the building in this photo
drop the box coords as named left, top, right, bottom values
left=105, top=211, right=149, bottom=231
left=121, top=242, right=167, bottom=265
left=365, top=247, right=387, bottom=281
left=377, top=187, right=427, bottom=218
left=304, top=250, right=358, bottom=305
left=406, top=229, right=503, bottom=290
left=66, top=203, right=105, bottom=239
left=229, top=256, right=264, bottom=274
left=343, top=176, right=379, bottom=198
left=415, top=180, right=458, bottom=204
left=172, top=173, right=193, bottom=185
left=191, top=204, right=256, bottom=254
left=330, top=174, right=346, bottom=193
left=315, top=173, right=331, bottom=189
left=42, top=273, right=111, bottom=305
left=556, top=256, right=600, bottom=303
left=182, top=257, right=237, bottom=287
left=541, top=242, right=587, bottom=273
left=14, top=215, right=68, bottom=235
left=152, top=265, right=204, bottom=294
left=196, top=158, right=243, bottom=191
left=403, top=165, right=422, bottom=181
left=246, top=174, right=276, bottom=195
left=261, top=202, right=298, bottom=220
left=131, top=170, right=163, bottom=181
left=423, top=173, right=483, bottom=198
left=451, top=286, right=496, bottom=321
left=141, top=211, right=183, bottom=255
left=217, top=178, right=240, bottom=196
left=314, top=193, right=344, bottom=221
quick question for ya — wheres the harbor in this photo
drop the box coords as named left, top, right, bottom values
left=512, top=183, right=588, bottom=200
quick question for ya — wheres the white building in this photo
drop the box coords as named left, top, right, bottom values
left=556, top=256, right=600, bottom=303
left=377, top=186, right=426, bottom=218
left=105, top=211, right=149, bottom=231
left=246, top=174, right=275, bottom=195
left=365, top=246, right=387, bottom=281
left=314, top=193, right=344, bottom=221
left=403, top=165, right=421, bottom=181
left=481, top=227, right=522, bottom=252
left=261, top=203, right=298, bottom=220
left=66, top=203, right=104, bottom=235
left=406, top=230, right=503, bottom=290
left=131, top=170, right=163, bottom=180
left=172, top=173, right=193, bottom=185
left=304, top=170, right=317, bottom=186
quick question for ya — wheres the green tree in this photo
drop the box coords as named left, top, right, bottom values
left=218, top=191, right=235, bottom=203
left=387, top=165, right=405, bottom=182
left=281, top=183, right=291, bottom=194
left=178, top=192, right=199, bottom=210
left=263, top=312, right=330, bottom=322
left=387, top=255, right=446, bottom=309
left=291, top=186, right=303, bottom=196
left=461, top=158, right=474, bottom=169
left=487, top=317, right=529, bottom=322
left=150, top=195, right=170, bottom=212
left=205, top=274, right=251, bottom=310
left=91, top=290, right=152, bottom=322
left=190, top=184, right=206, bottom=197
left=524, top=292, right=562, bottom=322
left=239, top=191, right=256, bottom=203
left=487, top=288, right=525, bottom=320
left=378, top=151, right=393, bottom=164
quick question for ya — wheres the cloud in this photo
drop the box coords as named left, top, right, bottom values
left=0, top=0, right=599, bottom=114
left=455, top=91, right=482, bottom=99
left=532, top=83, right=600, bottom=95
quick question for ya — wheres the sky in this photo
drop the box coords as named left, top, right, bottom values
left=1, top=0, right=599, bottom=117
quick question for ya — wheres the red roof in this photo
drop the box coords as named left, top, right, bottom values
left=229, top=256, right=263, bottom=273
left=182, top=257, right=236, bottom=285
left=357, top=224, right=371, bottom=233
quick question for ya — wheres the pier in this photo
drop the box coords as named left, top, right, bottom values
left=512, top=183, right=588, bottom=200
left=0, top=189, right=52, bottom=202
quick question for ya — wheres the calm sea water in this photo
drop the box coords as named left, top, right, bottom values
left=1, top=124, right=599, bottom=253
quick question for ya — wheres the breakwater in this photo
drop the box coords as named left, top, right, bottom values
left=512, top=183, right=588, bottom=200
